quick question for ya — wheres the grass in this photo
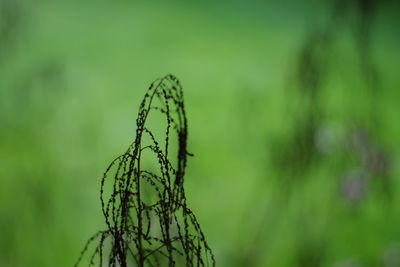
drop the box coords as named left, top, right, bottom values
left=75, top=75, right=215, bottom=267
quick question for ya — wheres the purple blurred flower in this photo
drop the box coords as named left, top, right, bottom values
left=341, top=168, right=368, bottom=204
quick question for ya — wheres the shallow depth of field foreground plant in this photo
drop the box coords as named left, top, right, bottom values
left=75, top=74, right=215, bottom=267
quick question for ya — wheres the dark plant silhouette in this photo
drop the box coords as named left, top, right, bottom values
left=75, top=74, right=215, bottom=267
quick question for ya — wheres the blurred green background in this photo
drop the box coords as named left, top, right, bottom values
left=1, top=0, right=400, bottom=266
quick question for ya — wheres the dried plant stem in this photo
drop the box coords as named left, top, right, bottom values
left=75, top=74, right=215, bottom=267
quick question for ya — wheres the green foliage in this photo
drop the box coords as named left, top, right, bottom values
left=1, top=1, right=400, bottom=267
